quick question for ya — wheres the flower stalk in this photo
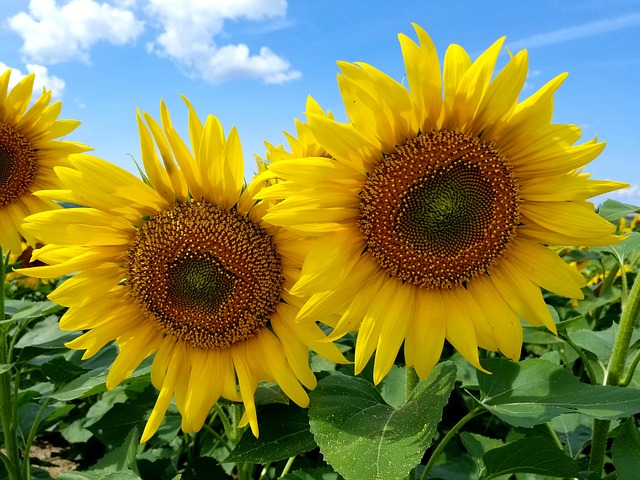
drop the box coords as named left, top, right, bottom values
left=588, top=267, right=640, bottom=477
left=0, top=249, right=22, bottom=480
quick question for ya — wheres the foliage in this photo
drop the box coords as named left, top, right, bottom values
left=1, top=199, right=640, bottom=480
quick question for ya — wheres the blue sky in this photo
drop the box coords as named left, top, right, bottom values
left=2, top=0, right=639, bottom=206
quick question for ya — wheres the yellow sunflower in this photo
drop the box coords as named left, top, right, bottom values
left=6, top=239, right=56, bottom=289
left=20, top=98, right=346, bottom=442
left=0, top=69, right=88, bottom=254
left=259, top=24, right=627, bottom=384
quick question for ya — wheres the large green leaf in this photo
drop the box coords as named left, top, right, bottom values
left=224, top=404, right=316, bottom=463
left=597, top=199, right=640, bottom=223
left=478, top=358, right=640, bottom=427
left=482, top=436, right=581, bottom=478
left=612, top=419, right=640, bottom=480
left=309, top=361, right=456, bottom=480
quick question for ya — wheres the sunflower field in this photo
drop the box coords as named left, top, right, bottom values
left=2, top=24, right=640, bottom=480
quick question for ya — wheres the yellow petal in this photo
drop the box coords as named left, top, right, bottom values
left=373, top=282, right=414, bottom=384
left=489, top=259, right=557, bottom=333
left=183, top=347, right=223, bottom=433
left=231, top=344, right=260, bottom=437
left=467, top=275, right=523, bottom=361
left=106, top=323, right=162, bottom=389
left=291, top=229, right=365, bottom=295
left=404, top=289, right=446, bottom=379
left=354, top=277, right=400, bottom=376
left=141, top=341, right=186, bottom=443
left=442, top=288, right=486, bottom=372
left=507, top=239, right=585, bottom=299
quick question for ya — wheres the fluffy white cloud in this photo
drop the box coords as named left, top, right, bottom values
left=145, top=0, right=300, bottom=84
left=0, top=62, right=65, bottom=98
left=6, top=0, right=300, bottom=84
left=8, top=0, right=144, bottom=64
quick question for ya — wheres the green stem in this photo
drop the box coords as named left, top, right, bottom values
left=0, top=249, right=21, bottom=480
left=420, top=406, right=486, bottom=480
left=588, top=269, right=640, bottom=477
left=606, top=273, right=640, bottom=386
left=214, top=403, right=234, bottom=443
left=559, top=332, right=598, bottom=384
left=620, top=266, right=629, bottom=304
left=620, top=348, right=640, bottom=387
left=22, top=397, right=51, bottom=480
left=599, top=263, right=619, bottom=297
left=280, top=456, right=296, bottom=477
left=545, top=423, right=564, bottom=451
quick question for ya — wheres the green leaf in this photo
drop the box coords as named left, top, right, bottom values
left=224, top=403, right=316, bottom=463
left=309, top=361, right=456, bottom=480
left=254, top=381, right=290, bottom=405
left=4, top=299, right=60, bottom=322
left=377, top=364, right=407, bottom=408
left=571, top=323, right=640, bottom=365
left=87, top=404, right=147, bottom=446
left=181, top=457, right=228, bottom=480
left=50, top=369, right=108, bottom=401
left=612, top=419, right=640, bottom=480
left=597, top=232, right=640, bottom=267
left=549, top=414, right=593, bottom=457
left=478, top=358, right=640, bottom=427
left=428, top=455, right=477, bottom=480
left=459, top=433, right=507, bottom=480
left=598, top=199, right=640, bottom=223
left=90, top=427, right=141, bottom=475
left=482, top=436, right=581, bottom=478
left=0, top=363, right=12, bottom=375
left=460, top=431, right=504, bottom=461
left=280, top=467, right=342, bottom=480
left=95, top=473, right=141, bottom=480
left=14, top=315, right=77, bottom=350
left=58, top=473, right=140, bottom=480
left=41, top=357, right=87, bottom=384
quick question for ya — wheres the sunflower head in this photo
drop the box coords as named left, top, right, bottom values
left=20, top=97, right=346, bottom=442
left=261, top=24, right=628, bottom=384
left=0, top=68, right=89, bottom=254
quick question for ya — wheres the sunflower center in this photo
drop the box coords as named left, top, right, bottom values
left=358, top=130, right=520, bottom=289
left=125, top=199, right=284, bottom=350
left=0, top=123, right=38, bottom=208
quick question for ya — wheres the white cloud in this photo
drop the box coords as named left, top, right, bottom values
left=0, top=62, right=65, bottom=98
left=144, top=0, right=301, bottom=84
left=6, top=0, right=301, bottom=84
left=8, top=0, right=144, bottom=64
left=508, top=12, right=640, bottom=51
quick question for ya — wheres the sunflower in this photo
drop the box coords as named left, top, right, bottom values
left=5, top=239, right=56, bottom=289
left=20, top=98, right=346, bottom=442
left=0, top=69, right=88, bottom=254
left=259, top=24, right=627, bottom=384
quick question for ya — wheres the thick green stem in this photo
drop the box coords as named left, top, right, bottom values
left=420, top=406, right=485, bottom=480
left=0, top=249, right=21, bottom=480
left=605, top=273, right=640, bottom=386
left=588, top=269, right=640, bottom=477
